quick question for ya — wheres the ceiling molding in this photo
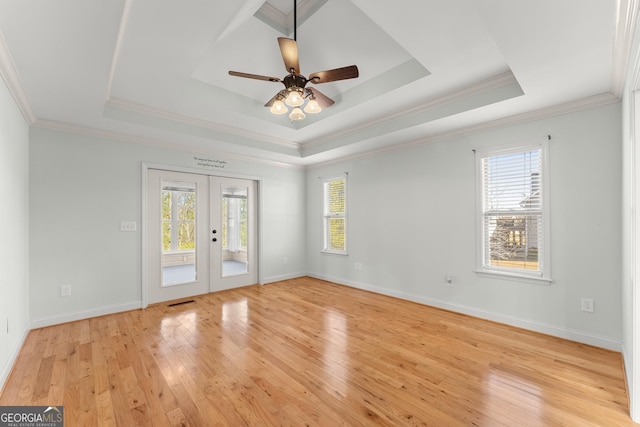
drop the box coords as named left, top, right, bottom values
left=303, top=70, right=520, bottom=151
left=0, top=28, right=35, bottom=124
left=405, top=91, right=620, bottom=147
left=104, top=97, right=300, bottom=150
left=308, top=92, right=620, bottom=169
left=611, top=0, right=640, bottom=97
left=32, top=118, right=304, bottom=169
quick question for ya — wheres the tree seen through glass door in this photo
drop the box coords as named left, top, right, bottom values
left=161, top=181, right=197, bottom=286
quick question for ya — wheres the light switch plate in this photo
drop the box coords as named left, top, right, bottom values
left=120, top=221, right=137, bottom=232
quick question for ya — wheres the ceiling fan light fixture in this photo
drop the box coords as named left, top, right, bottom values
left=285, top=89, right=304, bottom=107
left=228, top=0, right=359, bottom=124
left=270, top=99, right=288, bottom=114
left=289, top=107, right=305, bottom=121
left=304, top=98, right=321, bottom=114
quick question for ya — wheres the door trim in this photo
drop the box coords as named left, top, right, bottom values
left=141, top=162, right=263, bottom=308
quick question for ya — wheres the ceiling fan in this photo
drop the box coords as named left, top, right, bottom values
left=228, top=0, right=359, bottom=121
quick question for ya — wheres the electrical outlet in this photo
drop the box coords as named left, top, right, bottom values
left=283, top=256, right=288, bottom=265
left=445, top=275, right=454, bottom=287
left=581, top=297, right=594, bottom=313
left=354, top=262, right=363, bottom=271
left=61, top=285, right=71, bottom=297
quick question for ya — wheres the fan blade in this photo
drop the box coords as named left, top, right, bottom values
left=229, top=71, right=281, bottom=82
left=307, top=88, right=334, bottom=108
left=278, top=37, right=300, bottom=75
left=309, top=65, right=359, bottom=84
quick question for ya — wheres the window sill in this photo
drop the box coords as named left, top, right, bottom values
left=321, top=250, right=348, bottom=256
left=474, top=269, right=552, bottom=285
left=163, top=249, right=195, bottom=255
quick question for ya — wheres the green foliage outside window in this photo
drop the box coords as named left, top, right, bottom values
left=162, top=190, right=196, bottom=252
left=162, top=191, right=171, bottom=251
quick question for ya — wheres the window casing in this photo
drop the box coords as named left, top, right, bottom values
left=323, top=177, right=347, bottom=254
left=476, top=140, right=551, bottom=283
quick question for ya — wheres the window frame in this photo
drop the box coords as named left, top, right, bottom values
left=322, top=176, right=348, bottom=255
left=475, top=139, right=552, bottom=284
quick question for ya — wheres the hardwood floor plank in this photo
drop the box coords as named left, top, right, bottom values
left=32, top=355, right=55, bottom=401
left=0, top=277, right=634, bottom=425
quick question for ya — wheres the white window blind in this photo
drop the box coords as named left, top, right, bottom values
left=323, top=177, right=347, bottom=254
left=477, top=142, right=550, bottom=281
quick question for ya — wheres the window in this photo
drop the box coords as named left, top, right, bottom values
left=476, top=140, right=551, bottom=282
left=161, top=182, right=196, bottom=252
left=323, top=177, right=347, bottom=254
left=222, top=187, right=248, bottom=252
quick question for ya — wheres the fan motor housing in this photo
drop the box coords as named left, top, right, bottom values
left=283, top=74, right=308, bottom=90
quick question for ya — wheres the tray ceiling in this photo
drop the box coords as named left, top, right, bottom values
left=0, top=0, right=623, bottom=166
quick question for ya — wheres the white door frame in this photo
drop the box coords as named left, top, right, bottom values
left=141, top=162, right=263, bottom=308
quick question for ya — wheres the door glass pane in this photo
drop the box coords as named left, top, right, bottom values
left=222, top=185, right=248, bottom=277
left=161, top=180, right=197, bottom=286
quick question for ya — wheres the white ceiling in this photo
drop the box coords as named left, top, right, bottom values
left=0, top=0, right=626, bottom=166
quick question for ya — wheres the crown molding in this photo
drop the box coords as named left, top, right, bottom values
left=612, top=0, right=640, bottom=97
left=307, top=92, right=619, bottom=169
left=31, top=118, right=304, bottom=170
left=0, top=29, right=35, bottom=123
left=303, top=71, right=519, bottom=151
left=105, top=97, right=300, bottom=150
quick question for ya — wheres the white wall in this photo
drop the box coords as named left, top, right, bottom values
left=307, top=102, right=622, bottom=350
left=28, top=127, right=306, bottom=325
left=621, top=7, right=640, bottom=422
left=0, top=76, right=29, bottom=388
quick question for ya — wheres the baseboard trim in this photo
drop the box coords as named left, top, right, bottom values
left=0, top=322, right=30, bottom=396
left=308, top=273, right=622, bottom=352
left=261, top=272, right=306, bottom=285
left=29, top=301, right=142, bottom=330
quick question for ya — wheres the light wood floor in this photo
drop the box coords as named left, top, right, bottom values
left=0, top=277, right=633, bottom=426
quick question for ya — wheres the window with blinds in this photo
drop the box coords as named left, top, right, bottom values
left=323, top=177, right=347, bottom=254
left=477, top=141, right=551, bottom=282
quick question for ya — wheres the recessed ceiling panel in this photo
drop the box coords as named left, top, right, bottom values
left=254, top=0, right=328, bottom=35
left=191, top=0, right=421, bottom=116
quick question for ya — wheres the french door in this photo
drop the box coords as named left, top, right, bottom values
left=146, top=169, right=258, bottom=305
left=210, top=176, right=258, bottom=291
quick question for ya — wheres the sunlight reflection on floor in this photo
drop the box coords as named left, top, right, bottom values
left=482, top=367, right=544, bottom=424
left=222, top=298, right=248, bottom=326
left=323, top=309, right=349, bottom=398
